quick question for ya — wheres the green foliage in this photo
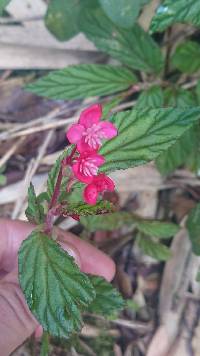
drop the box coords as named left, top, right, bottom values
left=61, top=200, right=114, bottom=217
left=99, top=0, right=141, bottom=28
left=137, top=234, right=171, bottom=261
left=135, top=219, right=179, bottom=239
left=0, top=0, right=11, bottom=15
left=99, top=107, right=200, bottom=172
left=0, top=174, right=6, bottom=186
left=186, top=204, right=200, bottom=255
left=45, top=0, right=81, bottom=41
left=135, top=85, right=164, bottom=109
left=18, top=230, right=95, bottom=338
left=81, top=211, right=179, bottom=238
left=25, top=183, right=45, bottom=224
left=156, top=89, right=200, bottom=175
left=81, top=212, right=133, bottom=231
left=26, top=65, right=137, bottom=100
left=172, top=41, right=200, bottom=74
left=80, top=5, right=164, bottom=74
left=40, top=332, right=49, bottom=356
left=150, top=0, right=200, bottom=33
left=47, top=148, right=71, bottom=201
left=87, top=275, right=125, bottom=316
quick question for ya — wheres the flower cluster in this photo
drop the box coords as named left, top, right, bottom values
left=66, top=104, right=117, bottom=205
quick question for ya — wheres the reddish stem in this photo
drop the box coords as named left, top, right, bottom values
left=45, top=145, right=77, bottom=233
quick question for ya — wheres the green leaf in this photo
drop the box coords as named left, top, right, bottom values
left=99, top=0, right=140, bottom=28
left=156, top=88, right=199, bottom=175
left=99, top=107, right=200, bottom=173
left=18, top=230, right=95, bottom=337
left=0, top=174, right=6, bottom=186
left=135, top=219, right=179, bottom=238
left=186, top=203, right=200, bottom=255
left=87, top=275, right=124, bottom=316
left=0, top=0, right=11, bottom=15
left=26, top=65, right=137, bottom=100
left=80, top=6, right=164, bottom=74
left=135, top=85, right=164, bottom=109
left=81, top=211, right=179, bottom=238
left=47, top=148, right=72, bottom=201
left=80, top=212, right=134, bottom=231
left=45, top=0, right=81, bottom=41
left=40, top=332, right=49, bottom=356
left=137, top=235, right=171, bottom=261
left=61, top=200, right=114, bottom=217
left=172, top=41, right=200, bottom=74
left=150, top=0, right=200, bottom=33
left=25, top=183, right=45, bottom=224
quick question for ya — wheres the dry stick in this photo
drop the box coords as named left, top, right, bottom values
left=12, top=130, right=54, bottom=219
left=0, top=136, right=26, bottom=168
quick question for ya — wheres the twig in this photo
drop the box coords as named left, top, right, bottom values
left=12, top=130, right=54, bottom=218
left=0, top=136, right=26, bottom=168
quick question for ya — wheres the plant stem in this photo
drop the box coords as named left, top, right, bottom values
left=49, top=167, right=63, bottom=210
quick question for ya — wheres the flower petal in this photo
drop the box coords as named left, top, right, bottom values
left=99, top=121, right=118, bottom=139
left=66, top=124, right=85, bottom=144
left=91, top=153, right=105, bottom=167
left=72, top=162, right=93, bottom=184
left=84, top=183, right=98, bottom=205
left=93, top=174, right=115, bottom=192
left=79, top=104, right=102, bottom=128
left=77, top=139, right=99, bottom=154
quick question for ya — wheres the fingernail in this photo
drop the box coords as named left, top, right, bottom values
left=59, top=242, right=81, bottom=268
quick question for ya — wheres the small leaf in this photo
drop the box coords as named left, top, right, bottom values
left=135, top=85, right=164, bottom=109
left=45, top=0, right=80, bottom=41
left=87, top=275, right=124, bottom=316
left=18, top=230, right=95, bottom=337
left=61, top=200, right=114, bottom=217
left=150, top=0, right=200, bottom=33
left=172, top=41, right=200, bottom=74
left=99, top=0, right=140, bottom=28
left=26, top=65, right=137, bottom=100
left=25, top=183, right=45, bottom=224
left=0, top=174, right=6, bottom=186
left=135, top=219, right=179, bottom=238
left=47, top=148, right=72, bottom=201
left=99, top=107, right=200, bottom=173
left=0, top=0, right=11, bottom=15
left=186, top=203, right=200, bottom=255
left=137, top=235, right=171, bottom=261
left=80, top=6, right=164, bottom=74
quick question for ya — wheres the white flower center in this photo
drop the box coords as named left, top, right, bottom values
left=83, top=124, right=105, bottom=149
left=79, top=158, right=98, bottom=176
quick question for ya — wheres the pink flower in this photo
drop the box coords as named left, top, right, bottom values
left=66, top=104, right=117, bottom=152
left=83, top=173, right=115, bottom=205
left=72, top=151, right=105, bottom=184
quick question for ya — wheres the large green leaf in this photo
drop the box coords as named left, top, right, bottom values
left=137, top=235, right=171, bottom=261
left=99, top=0, right=140, bottom=28
left=80, top=6, right=164, bottom=74
left=150, top=0, right=200, bottom=33
left=87, top=275, right=124, bottom=316
left=99, top=107, right=200, bottom=172
left=45, top=0, right=81, bottom=41
left=0, top=0, right=11, bottom=15
left=172, top=41, right=200, bottom=74
left=186, top=204, right=200, bottom=255
left=25, top=183, right=45, bottom=225
left=156, top=88, right=199, bottom=175
left=135, top=85, right=164, bottom=109
left=18, top=230, right=95, bottom=337
left=26, top=65, right=137, bottom=100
